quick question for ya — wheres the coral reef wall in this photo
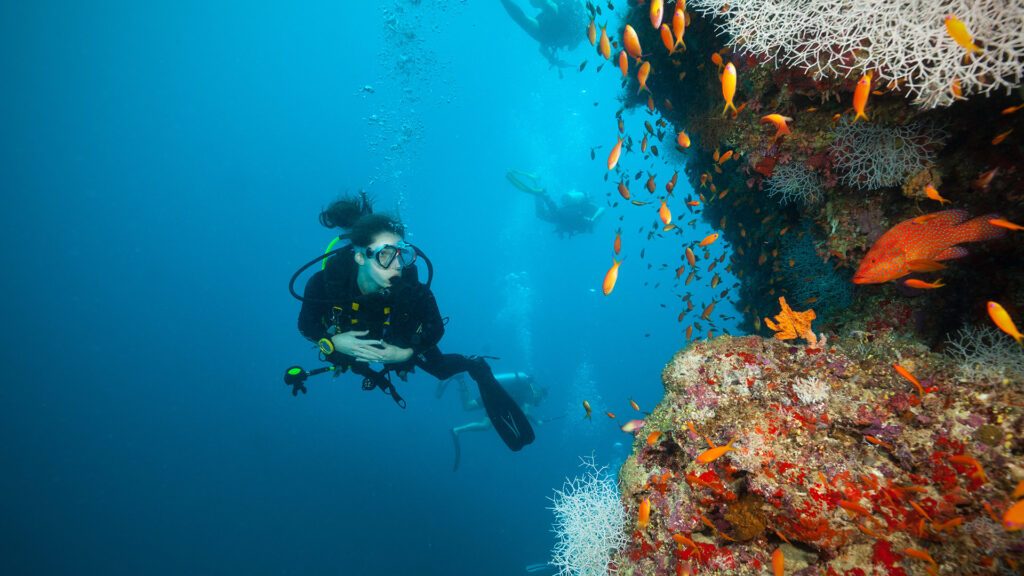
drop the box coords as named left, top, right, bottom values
left=583, top=1, right=1024, bottom=574
left=613, top=0, right=1024, bottom=341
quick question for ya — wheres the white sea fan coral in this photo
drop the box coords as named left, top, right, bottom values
left=550, top=456, right=628, bottom=576
left=792, top=376, right=831, bottom=405
left=830, top=119, right=947, bottom=189
left=765, top=162, right=823, bottom=205
left=944, top=325, right=1024, bottom=382
left=688, top=0, right=1024, bottom=108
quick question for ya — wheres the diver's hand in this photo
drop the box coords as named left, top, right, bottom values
left=331, top=331, right=386, bottom=363
left=375, top=342, right=414, bottom=364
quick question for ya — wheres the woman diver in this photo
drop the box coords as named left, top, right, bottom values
left=289, top=193, right=535, bottom=452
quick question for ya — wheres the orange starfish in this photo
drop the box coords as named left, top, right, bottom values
left=764, top=296, right=817, bottom=346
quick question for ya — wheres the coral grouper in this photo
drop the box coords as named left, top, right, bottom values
left=852, top=209, right=1005, bottom=284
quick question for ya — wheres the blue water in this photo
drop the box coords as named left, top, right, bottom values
left=2, top=2, right=737, bottom=574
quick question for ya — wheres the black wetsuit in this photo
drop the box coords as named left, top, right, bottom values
left=535, top=195, right=600, bottom=237
left=297, top=246, right=535, bottom=451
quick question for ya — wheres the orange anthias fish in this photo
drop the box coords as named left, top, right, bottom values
left=613, top=230, right=622, bottom=255
left=903, top=278, right=945, bottom=289
left=699, top=233, right=719, bottom=247
left=618, top=181, right=631, bottom=200
left=638, top=61, right=652, bottom=94
left=608, top=137, right=623, bottom=170
left=677, top=130, right=691, bottom=148
left=618, top=50, right=629, bottom=77
left=721, top=63, right=737, bottom=116
left=583, top=400, right=593, bottom=420
left=599, top=25, right=611, bottom=59
left=772, top=548, right=784, bottom=576
left=666, top=171, right=679, bottom=193
left=852, top=210, right=1005, bottom=284
left=638, top=498, right=651, bottom=529
left=950, top=78, right=964, bottom=99
left=1004, top=499, right=1024, bottom=531
left=696, top=438, right=735, bottom=464
left=902, top=548, right=938, bottom=567
left=924, top=185, right=950, bottom=205
left=659, top=24, right=674, bottom=53
left=624, top=25, right=642, bottom=61
left=853, top=72, right=871, bottom=122
left=989, top=218, right=1024, bottom=231
left=760, top=114, right=792, bottom=140
left=621, top=419, right=645, bottom=433
left=658, top=200, right=672, bottom=225
left=701, top=300, right=716, bottom=320
left=1012, top=479, right=1024, bottom=499
left=603, top=258, right=623, bottom=295
left=587, top=19, right=596, bottom=46
left=893, top=364, right=925, bottom=396
left=650, top=0, right=664, bottom=29
left=671, top=8, right=686, bottom=51
left=945, top=14, right=981, bottom=54
left=987, top=301, right=1023, bottom=345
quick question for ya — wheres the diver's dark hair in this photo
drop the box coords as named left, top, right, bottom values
left=319, top=192, right=405, bottom=246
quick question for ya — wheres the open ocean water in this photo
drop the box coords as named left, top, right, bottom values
left=1, top=1, right=737, bottom=574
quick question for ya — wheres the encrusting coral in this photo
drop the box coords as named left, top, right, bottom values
left=612, top=335, right=1023, bottom=576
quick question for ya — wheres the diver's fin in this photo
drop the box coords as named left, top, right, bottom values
left=473, top=368, right=535, bottom=451
left=505, top=170, right=547, bottom=196
left=450, top=429, right=462, bottom=472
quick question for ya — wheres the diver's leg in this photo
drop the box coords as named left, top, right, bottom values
left=535, top=194, right=557, bottom=222
left=457, top=378, right=483, bottom=411
left=449, top=418, right=493, bottom=472
left=452, top=419, right=493, bottom=435
left=499, top=0, right=543, bottom=42
left=416, top=348, right=536, bottom=450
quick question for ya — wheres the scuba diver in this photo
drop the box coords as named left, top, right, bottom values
left=507, top=169, right=605, bottom=237
left=498, top=0, right=585, bottom=69
left=436, top=372, right=549, bottom=471
left=287, top=192, right=535, bottom=452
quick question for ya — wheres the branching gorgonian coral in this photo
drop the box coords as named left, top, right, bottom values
left=765, top=162, right=824, bottom=205
left=830, top=119, right=947, bottom=190
left=688, top=0, right=1024, bottom=108
left=550, top=455, right=627, bottom=576
left=944, top=325, right=1024, bottom=382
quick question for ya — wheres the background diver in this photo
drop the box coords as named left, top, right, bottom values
left=289, top=192, right=535, bottom=452
left=498, top=0, right=584, bottom=70
left=436, top=372, right=550, bottom=471
left=507, top=169, right=605, bottom=237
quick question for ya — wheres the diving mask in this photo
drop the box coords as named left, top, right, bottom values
left=366, top=241, right=417, bottom=269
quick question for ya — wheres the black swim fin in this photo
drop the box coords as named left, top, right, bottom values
left=473, top=367, right=535, bottom=451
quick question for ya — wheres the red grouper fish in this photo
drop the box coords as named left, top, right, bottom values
left=853, top=209, right=1005, bottom=284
